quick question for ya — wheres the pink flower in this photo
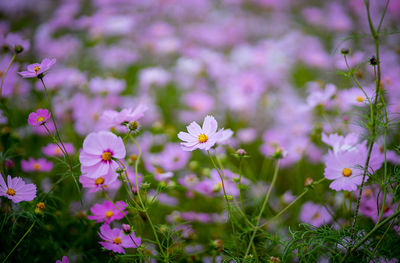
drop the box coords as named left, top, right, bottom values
left=55, top=256, right=69, bottom=263
left=79, top=172, right=119, bottom=193
left=79, top=131, right=126, bottom=178
left=21, top=158, right=53, bottom=172
left=177, top=115, right=233, bottom=151
left=0, top=175, right=36, bottom=203
left=42, top=143, right=75, bottom=157
left=299, top=202, right=332, bottom=227
left=323, top=144, right=383, bottom=191
left=98, top=224, right=141, bottom=254
left=18, top=58, right=56, bottom=78
left=88, top=200, right=128, bottom=224
left=28, top=109, right=51, bottom=127
left=5, top=33, right=30, bottom=54
left=98, top=104, right=148, bottom=133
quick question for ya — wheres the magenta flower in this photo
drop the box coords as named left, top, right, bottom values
left=28, top=109, right=51, bottom=127
left=299, top=202, right=332, bottom=227
left=98, top=224, right=141, bottom=254
left=42, top=143, right=75, bottom=157
left=79, top=131, right=126, bottom=178
left=79, top=172, right=119, bottom=193
left=0, top=175, right=36, bottom=203
left=177, top=115, right=233, bottom=151
left=88, top=200, right=128, bottom=224
left=21, top=158, right=53, bottom=172
left=18, top=58, right=56, bottom=78
left=98, top=104, right=148, bottom=133
left=55, top=256, right=69, bottom=263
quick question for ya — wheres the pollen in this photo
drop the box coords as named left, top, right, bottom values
left=198, top=133, right=208, bottom=143
left=34, top=66, right=41, bottom=74
left=33, top=163, right=41, bottom=171
left=356, top=96, right=364, bottom=102
left=342, top=168, right=352, bottom=177
left=105, top=211, right=113, bottom=218
left=37, top=116, right=45, bottom=123
left=102, top=151, right=112, bottom=161
left=113, top=237, right=122, bottom=244
left=6, top=188, right=16, bottom=196
left=95, top=177, right=105, bottom=185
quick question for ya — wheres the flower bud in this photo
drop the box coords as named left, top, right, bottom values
left=369, top=56, right=377, bottom=66
left=128, top=121, right=139, bottom=132
left=115, top=167, right=124, bottom=174
left=35, top=202, right=46, bottom=213
left=14, top=45, right=24, bottom=54
left=122, top=224, right=131, bottom=234
left=268, top=256, right=281, bottom=263
left=340, top=48, right=349, bottom=55
left=304, top=177, right=313, bottom=186
left=236, top=148, right=247, bottom=156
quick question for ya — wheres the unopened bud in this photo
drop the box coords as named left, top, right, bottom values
left=14, top=45, right=24, bottom=54
left=304, top=177, right=313, bottom=186
left=35, top=202, right=46, bottom=213
left=236, top=148, right=247, bottom=156
left=128, top=121, right=139, bottom=132
left=116, top=167, right=124, bottom=174
left=211, top=239, right=223, bottom=252
left=122, top=224, right=131, bottom=234
left=369, top=56, right=377, bottom=66
left=142, top=182, right=151, bottom=190
left=340, top=48, right=349, bottom=55
left=268, top=256, right=281, bottom=263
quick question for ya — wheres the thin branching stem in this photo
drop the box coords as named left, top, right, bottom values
left=2, top=220, right=36, bottom=263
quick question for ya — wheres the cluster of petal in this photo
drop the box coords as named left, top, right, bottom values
left=98, top=104, right=148, bottom=133
left=55, top=256, right=69, bottom=263
left=79, top=131, right=126, bottom=178
left=79, top=172, right=119, bottom=193
left=0, top=175, right=36, bottom=203
left=98, top=224, right=141, bottom=254
left=178, top=115, right=233, bottom=151
left=42, top=143, right=75, bottom=157
left=18, top=58, right=56, bottom=78
left=28, top=109, right=51, bottom=127
left=299, top=201, right=332, bottom=227
left=88, top=200, right=128, bottom=224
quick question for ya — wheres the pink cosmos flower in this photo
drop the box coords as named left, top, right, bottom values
left=98, top=224, right=141, bottom=254
left=97, top=104, right=148, bottom=133
left=5, top=33, right=30, bottom=54
left=0, top=175, right=36, bottom=203
left=55, top=256, right=69, bottom=263
left=358, top=185, right=395, bottom=223
left=299, top=202, right=332, bottom=227
left=18, top=58, right=56, bottom=78
left=42, top=143, right=75, bottom=157
left=177, top=115, right=233, bottom=151
left=21, top=158, right=53, bottom=172
left=88, top=200, right=128, bottom=224
left=79, top=172, right=119, bottom=193
left=28, top=109, right=51, bottom=127
left=79, top=131, right=126, bottom=178
left=324, top=144, right=383, bottom=191
left=322, top=133, right=359, bottom=154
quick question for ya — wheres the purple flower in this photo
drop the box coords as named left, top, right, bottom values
left=98, top=104, right=148, bottom=133
left=42, top=143, right=75, bottom=157
left=79, top=131, right=126, bottom=178
left=55, top=256, right=69, bottom=263
left=178, top=115, right=233, bottom=151
left=18, top=58, right=56, bottom=78
left=21, top=158, right=53, bottom=172
left=28, top=109, right=51, bottom=127
left=88, top=200, right=128, bottom=224
left=79, top=172, right=119, bottom=193
left=299, top=202, right=332, bottom=227
left=5, top=33, right=30, bottom=54
left=0, top=175, right=36, bottom=203
left=98, top=224, right=141, bottom=254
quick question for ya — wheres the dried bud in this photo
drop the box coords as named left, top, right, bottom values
left=369, top=56, right=377, bottom=66
left=128, top=121, right=139, bottom=132
left=304, top=177, right=313, bottom=186
left=340, top=48, right=349, bottom=55
left=122, top=224, right=131, bottom=234
left=35, top=202, right=46, bottom=213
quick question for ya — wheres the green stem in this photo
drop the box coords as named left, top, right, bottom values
left=2, top=221, right=36, bottom=263
left=0, top=53, right=16, bottom=98
left=130, top=134, right=165, bottom=259
left=243, top=159, right=280, bottom=261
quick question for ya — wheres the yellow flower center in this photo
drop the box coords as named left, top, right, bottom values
left=37, top=116, right=45, bottom=123
left=342, top=168, right=352, bottom=177
left=105, top=211, right=113, bottom=218
left=312, top=212, right=321, bottom=219
left=102, top=151, right=112, bottom=161
left=113, top=237, right=122, bottom=244
left=55, top=148, right=62, bottom=155
left=6, top=188, right=16, bottom=196
left=363, top=189, right=372, bottom=198
left=198, top=134, right=208, bottom=143
left=95, top=177, right=105, bottom=185
left=356, top=96, right=364, bottom=102
left=155, top=167, right=163, bottom=174
left=129, top=154, right=137, bottom=162
left=34, top=66, right=41, bottom=74
left=33, top=163, right=41, bottom=171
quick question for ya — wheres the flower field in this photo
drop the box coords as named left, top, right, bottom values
left=0, top=0, right=400, bottom=262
